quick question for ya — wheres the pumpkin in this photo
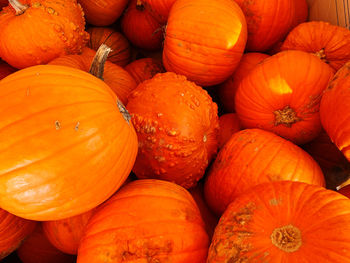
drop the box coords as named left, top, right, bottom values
left=127, top=72, right=219, bottom=189
left=0, top=0, right=89, bottom=69
left=140, top=0, right=176, bottom=24
left=17, top=224, right=76, bottom=263
left=0, top=209, right=36, bottom=260
left=218, top=113, right=241, bottom=149
left=0, top=65, right=138, bottom=221
left=77, top=179, right=209, bottom=262
left=87, top=27, right=131, bottom=67
left=281, top=21, right=350, bottom=72
left=49, top=45, right=137, bottom=105
left=125, top=57, right=164, bottom=85
left=204, top=129, right=325, bottom=215
left=163, top=0, right=247, bottom=86
left=77, top=0, right=128, bottom=26
left=0, top=60, right=16, bottom=80
left=218, top=52, right=269, bottom=113
left=121, top=0, right=163, bottom=51
left=320, top=61, right=350, bottom=162
left=235, top=50, right=334, bottom=145
left=208, top=181, right=350, bottom=262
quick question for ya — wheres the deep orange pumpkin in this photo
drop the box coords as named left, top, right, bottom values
left=204, top=129, right=325, bottom=215
left=163, top=0, right=247, bottom=86
left=218, top=113, right=241, bottom=149
left=208, top=181, right=350, bottom=262
left=218, top=52, right=269, bottom=113
left=125, top=57, right=164, bottom=85
left=77, top=179, right=209, bottom=263
left=87, top=27, right=131, bottom=67
left=140, top=0, right=176, bottom=24
left=127, top=72, right=219, bottom=189
left=235, top=50, right=334, bottom=145
left=0, top=65, right=138, bottom=221
left=0, top=60, right=16, bottom=80
left=0, top=0, right=89, bottom=69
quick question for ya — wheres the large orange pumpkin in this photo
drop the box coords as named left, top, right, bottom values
left=0, top=60, right=16, bottom=80
left=0, top=65, right=138, bottom=221
left=163, top=0, right=247, bottom=86
left=0, top=0, right=89, bottom=69
left=204, top=129, right=325, bottom=215
left=235, top=50, right=334, bottom=145
left=127, top=72, right=219, bottom=189
left=208, top=181, right=350, bottom=262
left=125, top=57, right=164, bottom=85
left=77, top=179, right=209, bottom=263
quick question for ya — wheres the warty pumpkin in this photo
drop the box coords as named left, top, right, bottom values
left=0, top=65, right=138, bottom=221
left=0, top=0, right=89, bottom=69
left=218, top=113, right=241, bottom=149
left=125, top=57, right=164, bottom=85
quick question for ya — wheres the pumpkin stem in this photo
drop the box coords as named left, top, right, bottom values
left=9, top=0, right=29, bottom=15
left=271, top=224, right=302, bottom=253
left=117, top=99, right=131, bottom=124
left=315, top=48, right=328, bottom=64
left=89, top=44, right=112, bottom=80
left=273, top=106, right=301, bottom=127
left=136, top=0, right=145, bottom=11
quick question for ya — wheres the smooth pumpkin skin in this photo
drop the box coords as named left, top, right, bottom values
left=163, top=0, right=247, bottom=86
left=235, top=50, right=334, bottom=145
left=281, top=21, right=350, bottom=72
left=0, top=0, right=89, bottom=69
left=127, top=72, right=219, bottom=189
left=218, top=113, right=241, bottom=149
left=0, top=65, right=138, bottom=221
left=0, top=60, right=16, bottom=80
left=125, top=57, right=164, bottom=85
left=0, top=209, right=36, bottom=260
left=140, top=0, right=176, bottom=24
left=204, top=129, right=325, bottom=215
left=77, top=179, right=209, bottom=263
left=208, top=181, right=350, bottom=262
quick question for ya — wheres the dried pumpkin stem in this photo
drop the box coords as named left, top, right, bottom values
left=273, top=106, right=301, bottom=127
left=9, top=0, right=29, bottom=15
left=89, top=44, right=112, bottom=80
left=271, top=224, right=302, bottom=253
left=315, top=48, right=328, bottom=63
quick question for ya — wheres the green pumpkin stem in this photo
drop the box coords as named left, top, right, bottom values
left=89, top=44, right=112, bottom=80
left=9, top=0, right=29, bottom=15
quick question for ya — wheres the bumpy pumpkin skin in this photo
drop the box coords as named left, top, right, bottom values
left=125, top=58, right=164, bottom=85
left=0, top=60, right=16, bottom=80
left=281, top=21, right=350, bottom=72
left=77, top=179, right=209, bottom=263
left=0, top=0, right=89, bottom=69
left=320, top=62, right=350, bottom=162
left=235, top=50, right=334, bottom=145
left=208, top=181, right=350, bottom=262
left=127, top=72, right=219, bottom=189
left=163, top=0, right=247, bottom=86
left=0, top=65, right=138, bottom=221
left=204, top=129, right=325, bottom=215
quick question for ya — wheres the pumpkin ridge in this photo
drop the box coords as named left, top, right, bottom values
left=270, top=224, right=302, bottom=252
left=273, top=105, right=302, bottom=127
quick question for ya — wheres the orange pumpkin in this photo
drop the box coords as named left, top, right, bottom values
left=208, top=181, right=350, bottom=262
left=0, top=0, right=89, bottom=69
left=0, top=60, right=16, bottom=80
left=218, top=113, right=241, bottom=149
left=163, top=0, right=247, bottom=86
left=87, top=27, right=131, bottom=67
left=140, top=0, right=176, bottom=24
left=204, top=129, right=325, bottom=215
left=281, top=21, right=350, bottom=72
left=218, top=52, right=269, bottom=113
left=77, top=179, right=209, bottom=263
left=127, top=72, right=219, bottom=189
left=235, top=50, right=334, bottom=145
left=0, top=65, right=138, bottom=221
left=125, top=57, right=164, bottom=85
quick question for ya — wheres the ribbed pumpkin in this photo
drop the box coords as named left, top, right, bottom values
left=0, top=0, right=89, bottom=69
left=218, top=52, right=269, bottom=113
left=0, top=209, right=36, bottom=260
left=49, top=45, right=137, bottom=105
left=127, top=72, right=219, bottom=189
left=218, top=113, right=241, bottom=149
left=77, top=179, right=209, bottom=263
left=87, top=27, right=131, bottom=67
left=0, top=65, right=138, bottom=221
left=121, top=0, right=163, bottom=51
left=204, top=129, right=325, bottom=215
left=163, top=0, right=247, bottom=86
left=208, top=181, right=350, bottom=262
left=320, top=61, right=350, bottom=162
left=77, top=0, right=128, bottom=26
left=0, top=60, right=16, bottom=80
left=125, top=57, right=164, bottom=85
left=140, top=0, right=176, bottom=24
left=281, top=21, right=350, bottom=72
left=235, top=50, right=334, bottom=145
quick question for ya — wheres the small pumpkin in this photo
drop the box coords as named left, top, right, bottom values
left=125, top=57, right=164, bottom=85
left=127, top=72, right=219, bottom=189
left=0, top=60, right=16, bottom=80
left=0, top=0, right=89, bottom=69
left=204, top=128, right=325, bottom=215
left=208, top=181, right=350, bottom=262
left=218, top=113, right=241, bottom=149
left=235, top=50, right=334, bottom=145
left=163, top=0, right=247, bottom=86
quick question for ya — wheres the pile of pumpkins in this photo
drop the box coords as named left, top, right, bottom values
left=1, top=0, right=350, bottom=262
